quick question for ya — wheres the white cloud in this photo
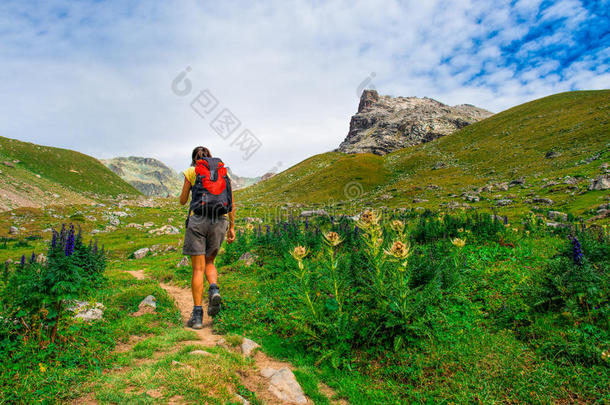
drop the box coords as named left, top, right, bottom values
left=0, top=0, right=606, bottom=176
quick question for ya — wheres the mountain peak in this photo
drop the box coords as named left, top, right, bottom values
left=338, top=91, right=493, bottom=155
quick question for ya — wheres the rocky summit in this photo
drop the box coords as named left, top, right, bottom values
left=101, top=157, right=183, bottom=197
left=337, top=90, right=493, bottom=155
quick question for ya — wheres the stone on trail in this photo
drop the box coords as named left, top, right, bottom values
left=234, top=394, right=250, bottom=405
left=260, top=367, right=307, bottom=404
left=177, top=256, right=190, bottom=268
left=241, top=338, right=260, bottom=357
left=133, top=248, right=150, bottom=259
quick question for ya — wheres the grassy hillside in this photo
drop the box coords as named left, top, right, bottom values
left=238, top=90, right=610, bottom=219
left=0, top=136, right=139, bottom=210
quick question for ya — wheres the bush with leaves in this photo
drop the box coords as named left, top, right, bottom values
left=0, top=224, right=106, bottom=343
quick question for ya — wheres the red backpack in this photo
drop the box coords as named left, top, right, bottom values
left=189, top=157, right=233, bottom=218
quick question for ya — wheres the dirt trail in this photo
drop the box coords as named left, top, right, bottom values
left=126, top=269, right=317, bottom=405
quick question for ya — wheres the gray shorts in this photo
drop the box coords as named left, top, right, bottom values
left=182, top=215, right=228, bottom=257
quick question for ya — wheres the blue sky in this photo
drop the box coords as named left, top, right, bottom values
left=0, top=0, right=608, bottom=176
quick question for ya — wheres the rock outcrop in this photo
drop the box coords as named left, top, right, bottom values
left=101, top=157, right=183, bottom=197
left=337, top=90, right=492, bottom=155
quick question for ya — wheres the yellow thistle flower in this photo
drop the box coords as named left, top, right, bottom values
left=246, top=223, right=254, bottom=231
left=525, top=230, right=530, bottom=236
left=451, top=238, right=466, bottom=248
left=457, top=228, right=464, bottom=233
left=39, top=363, right=47, bottom=373
left=290, top=245, right=309, bottom=260
left=390, top=219, right=404, bottom=232
left=324, top=231, right=343, bottom=246
left=513, top=228, right=518, bottom=233
left=358, top=209, right=380, bottom=228
left=384, top=240, right=411, bottom=259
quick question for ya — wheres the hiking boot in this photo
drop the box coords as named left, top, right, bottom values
left=207, top=284, right=222, bottom=317
left=187, top=306, right=203, bottom=329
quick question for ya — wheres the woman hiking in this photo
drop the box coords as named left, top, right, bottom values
left=179, top=146, right=236, bottom=329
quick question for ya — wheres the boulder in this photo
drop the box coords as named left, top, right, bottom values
left=495, top=182, right=509, bottom=191
left=589, top=175, right=610, bottom=191
left=177, top=256, right=190, bottom=268
left=8, top=226, right=18, bottom=235
left=495, top=199, right=512, bottom=206
left=238, top=252, right=258, bottom=267
left=143, top=222, right=155, bottom=228
left=132, top=295, right=157, bottom=317
left=533, top=198, right=554, bottom=205
left=241, top=338, right=260, bottom=357
left=133, top=248, right=150, bottom=259
left=260, top=368, right=307, bottom=404
left=299, top=209, right=328, bottom=217
left=509, top=178, right=525, bottom=187
left=548, top=211, right=568, bottom=221
left=189, top=350, right=212, bottom=357
left=67, top=301, right=104, bottom=321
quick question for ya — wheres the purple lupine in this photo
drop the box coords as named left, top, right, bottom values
left=92, top=239, right=98, bottom=254
left=20, top=254, right=26, bottom=267
left=59, top=223, right=66, bottom=244
left=30, top=252, right=36, bottom=264
left=265, top=225, right=270, bottom=236
left=64, top=227, right=75, bottom=256
left=305, top=217, right=309, bottom=231
left=51, top=230, right=58, bottom=248
left=570, top=236, right=583, bottom=265
left=283, top=222, right=288, bottom=233
left=354, top=225, right=359, bottom=236
left=503, top=216, right=508, bottom=225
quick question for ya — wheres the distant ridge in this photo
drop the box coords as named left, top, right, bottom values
left=0, top=136, right=139, bottom=211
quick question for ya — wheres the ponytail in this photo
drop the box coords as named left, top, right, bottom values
left=191, top=146, right=212, bottom=166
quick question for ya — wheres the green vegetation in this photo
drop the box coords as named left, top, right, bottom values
left=0, top=135, right=139, bottom=204
left=238, top=90, right=610, bottom=220
left=211, top=211, right=609, bottom=403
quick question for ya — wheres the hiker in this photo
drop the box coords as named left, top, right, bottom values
left=179, top=146, right=236, bottom=329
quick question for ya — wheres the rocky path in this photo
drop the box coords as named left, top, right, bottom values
left=126, top=269, right=315, bottom=405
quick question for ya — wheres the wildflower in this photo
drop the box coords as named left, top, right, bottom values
left=570, top=236, right=583, bottom=265
left=324, top=231, right=343, bottom=246
left=39, top=363, right=47, bottom=373
left=246, top=223, right=254, bottom=231
left=64, top=226, right=75, bottom=257
left=20, top=254, right=26, bottom=267
left=29, top=252, right=35, bottom=264
left=602, top=350, right=609, bottom=362
left=390, top=220, right=404, bottom=232
left=525, top=230, right=530, bottom=236
left=457, top=228, right=464, bottom=233
left=291, top=245, right=309, bottom=260
left=305, top=217, right=309, bottom=231
left=384, top=240, right=411, bottom=259
left=451, top=238, right=466, bottom=248
left=503, top=216, right=508, bottom=225
left=358, top=209, right=380, bottom=228
left=51, top=230, right=58, bottom=248
left=513, top=228, right=518, bottom=233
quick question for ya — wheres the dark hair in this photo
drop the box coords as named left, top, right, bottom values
left=191, top=146, right=212, bottom=166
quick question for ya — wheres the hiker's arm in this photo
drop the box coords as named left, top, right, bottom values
left=179, top=177, right=191, bottom=205
left=227, top=190, right=236, bottom=243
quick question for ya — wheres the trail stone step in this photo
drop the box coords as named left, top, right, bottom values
left=260, top=367, right=307, bottom=404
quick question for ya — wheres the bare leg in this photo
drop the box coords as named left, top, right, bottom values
left=191, top=255, right=206, bottom=306
left=205, top=254, right=218, bottom=285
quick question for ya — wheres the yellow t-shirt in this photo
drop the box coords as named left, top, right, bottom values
left=183, top=166, right=231, bottom=186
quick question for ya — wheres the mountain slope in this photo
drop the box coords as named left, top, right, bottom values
left=338, top=90, right=493, bottom=154
left=0, top=136, right=139, bottom=211
left=238, top=90, right=610, bottom=218
left=101, top=157, right=183, bottom=197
